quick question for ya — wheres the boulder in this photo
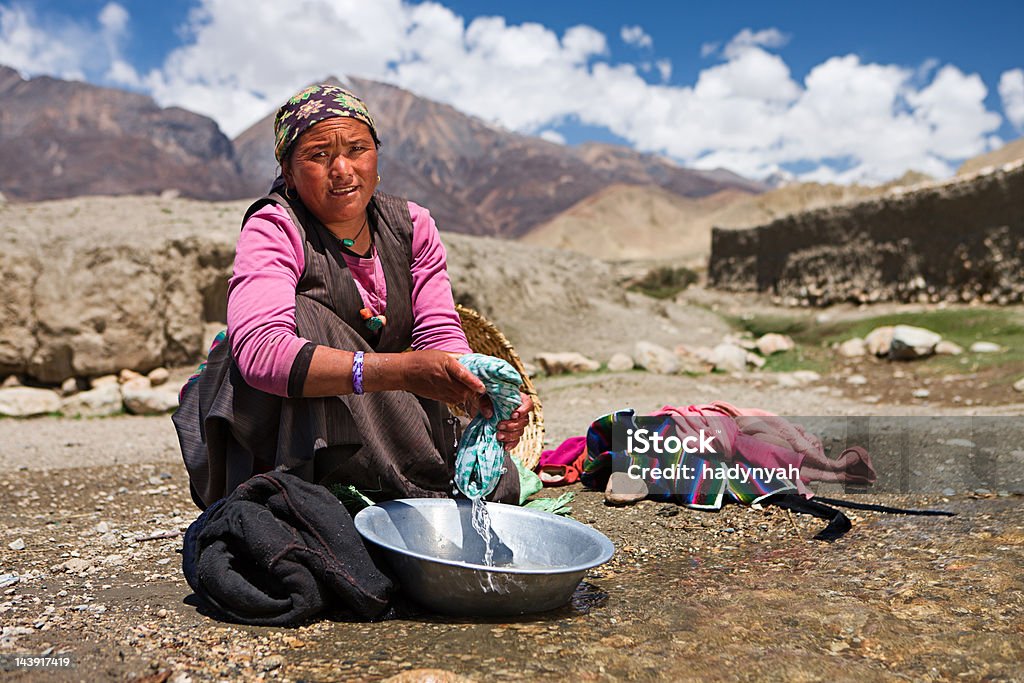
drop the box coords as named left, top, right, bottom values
left=755, top=333, right=795, bottom=356
left=837, top=338, right=867, bottom=358
left=91, top=375, right=119, bottom=388
left=606, top=353, right=634, bottom=372
left=60, top=383, right=123, bottom=418
left=889, top=325, right=941, bottom=360
left=864, top=326, right=895, bottom=356
left=1, top=375, right=20, bottom=388
left=147, top=367, right=170, bottom=386
left=119, top=369, right=144, bottom=384
left=969, top=341, right=1002, bottom=353
left=121, top=383, right=179, bottom=415
left=935, top=340, right=964, bottom=355
left=534, top=352, right=600, bottom=375
left=633, top=342, right=679, bottom=374
left=0, top=387, right=61, bottom=417
left=709, top=343, right=748, bottom=372
left=1013, top=377, right=1024, bottom=393
left=60, top=377, right=79, bottom=396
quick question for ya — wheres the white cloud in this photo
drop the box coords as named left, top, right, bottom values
left=999, top=68, right=1024, bottom=130
left=538, top=129, right=566, bottom=144
left=620, top=25, right=652, bottom=49
left=0, top=4, right=88, bottom=79
left=0, top=3, right=1008, bottom=185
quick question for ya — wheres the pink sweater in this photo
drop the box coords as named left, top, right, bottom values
left=227, top=201, right=471, bottom=396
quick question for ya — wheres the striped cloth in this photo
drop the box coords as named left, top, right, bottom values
left=453, top=354, right=523, bottom=500
left=581, top=409, right=798, bottom=509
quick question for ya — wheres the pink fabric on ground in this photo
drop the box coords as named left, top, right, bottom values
left=227, top=200, right=471, bottom=396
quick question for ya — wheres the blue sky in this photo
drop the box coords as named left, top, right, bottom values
left=2, top=0, right=1022, bottom=183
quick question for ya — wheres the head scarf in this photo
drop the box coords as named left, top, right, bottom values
left=273, top=84, right=380, bottom=164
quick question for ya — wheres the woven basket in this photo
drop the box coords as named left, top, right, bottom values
left=456, top=304, right=544, bottom=471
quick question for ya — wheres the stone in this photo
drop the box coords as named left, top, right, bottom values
left=606, top=353, right=634, bottom=372
left=147, top=367, right=170, bottom=386
left=382, top=669, right=475, bottom=683
left=846, top=374, right=868, bottom=385
left=1, top=375, right=20, bottom=388
left=1013, top=377, right=1024, bottom=393
left=119, top=369, right=144, bottom=384
left=709, top=343, right=748, bottom=372
left=0, top=387, right=61, bottom=417
left=534, top=352, right=600, bottom=375
left=912, top=388, right=931, bottom=398
left=62, top=558, right=91, bottom=573
left=633, top=342, right=679, bottom=374
left=8, top=538, right=25, bottom=551
left=969, top=341, right=1002, bottom=353
left=91, top=374, right=119, bottom=388
left=122, top=384, right=179, bottom=415
left=889, top=325, right=941, bottom=360
left=776, top=370, right=822, bottom=387
left=745, top=352, right=766, bottom=369
left=60, top=377, right=79, bottom=396
left=837, top=338, right=867, bottom=358
left=864, top=326, right=895, bottom=356
left=755, top=333, right=795, bottom=355
left=60, top=383, right=123, bottom=418
left=935, top=340, right=964, bottom=355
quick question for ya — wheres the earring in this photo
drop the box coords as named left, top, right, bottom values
left=284, top=186, right=298, bottom=201
left=376, top=174, right=381, bottom=184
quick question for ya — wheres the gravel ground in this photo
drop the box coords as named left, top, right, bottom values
left=1, top=373, right=1023, bottom=682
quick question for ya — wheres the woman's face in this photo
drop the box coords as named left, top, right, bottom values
left=282, top=117, right=378, bottom=227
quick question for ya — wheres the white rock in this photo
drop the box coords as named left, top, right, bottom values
left=606, top=353, right=635, bottom=372
left=0, top=387, right=61, bottom=417
left=837, top=338, right=867, bottom=358
left=709, top=343, right=748, bottom=373
left=913, top=388, right=931, bottom=398
left=91, top=374, right=119, bottom=388
left=1, top=375, right=20, bottom=388
left=889, top=325, right=941, bottom=360
left=60, top=377, right=79, bottom=396
left=119, top=369, right=144, bottom=384
left=935, top=340, right=964, bottom=355
left=62, top=558, right=91, bottom=573
left=121, top=384, right=179, bottom=415
left=969, top=341, right=1002, bottom=353
left=633, top=342, right=679, bottom=374
left=534, top=352, right=600, bottom=375
left=722, top=334, right=757, bottom=351
left=96, top=521, right=110, bottom=534
left=8, top=538, right=25, bottom=551
left=846, top=374, right=868, bottom=385
left=864, top=326, right=895, bottom=356
left=147, top=367, right=170, bottom=386
left=60, top=383, right=123, bottom=418
left=1013, top=377, right=1024, bottom=393
left=745, top=352, right=766, bottom=368
left=755, top=333, right=795, bottom=356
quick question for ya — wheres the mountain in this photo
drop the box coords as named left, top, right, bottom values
left=958, top=136, right=1024, bottom=176
left=0, top=66, right=250, bottom=201
left=522, top=172, right=934, bottom=262
left=232, top=76, right=767, bottom=238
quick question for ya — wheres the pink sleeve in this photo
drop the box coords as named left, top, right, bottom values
left=227, top=204, right=311, bottom=396
left=408, top=201, right=472, bottom=354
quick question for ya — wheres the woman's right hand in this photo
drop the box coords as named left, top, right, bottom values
left=365, top=350, right=485, bottom=405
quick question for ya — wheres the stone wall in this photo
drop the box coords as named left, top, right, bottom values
left=708, top=162, right=1024, bottom=306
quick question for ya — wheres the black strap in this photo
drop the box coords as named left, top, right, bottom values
left=814, top=496, right=956, bottom=517
left=768, top=494, right=852, bottom=542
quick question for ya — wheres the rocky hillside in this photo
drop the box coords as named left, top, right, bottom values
left=958, top=136, right=1024, bottom=176
left=232, top=76, right=765, bottom=238
left=0, top=195, right=730, bottom=384
left=0, top=67, right=252, bottom=201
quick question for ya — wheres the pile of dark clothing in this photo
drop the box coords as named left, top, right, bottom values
left=181, top=471, right=394, bottom=626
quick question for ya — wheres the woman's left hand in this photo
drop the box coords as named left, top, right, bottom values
left=465, top=391, right=534, bottom=451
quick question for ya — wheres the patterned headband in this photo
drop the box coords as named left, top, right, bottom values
left=273, top=84, right=380, bottom=164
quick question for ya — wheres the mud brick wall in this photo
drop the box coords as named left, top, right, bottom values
left=708, top=162, right=1024, bottom=306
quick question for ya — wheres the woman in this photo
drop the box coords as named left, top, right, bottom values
left=175, top=84, right=531, bottom=510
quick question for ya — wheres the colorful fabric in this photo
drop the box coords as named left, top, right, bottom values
left=580, top=409, right=800, bottom=510
left=179, top=329, right=227, bottom=402
left=453, top=354, right=523, bottom=500
left=274, top=84, right=380, bottom=164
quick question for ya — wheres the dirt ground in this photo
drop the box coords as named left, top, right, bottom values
left=2, top=368, right=1023, bottom=682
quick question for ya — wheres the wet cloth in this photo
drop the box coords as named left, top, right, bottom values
left=452, top=354, right=523, bottom=500
left=181, top=470, right=394, bottom=626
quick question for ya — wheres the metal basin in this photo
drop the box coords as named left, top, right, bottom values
left=354, top=498, right=615, bottom=616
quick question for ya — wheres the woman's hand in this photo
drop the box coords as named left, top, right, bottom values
left=465, top=391, right=532, bottom=451
left=376, top=350, right=486, bottom=405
